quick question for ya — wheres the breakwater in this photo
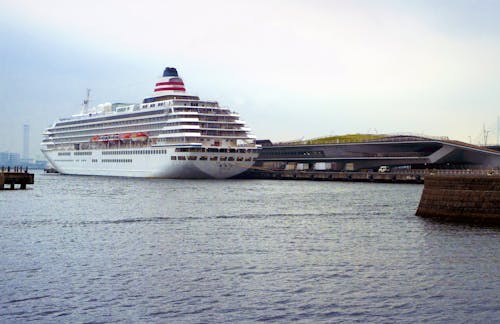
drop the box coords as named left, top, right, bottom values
left=416, top=175, right=500, bottom=224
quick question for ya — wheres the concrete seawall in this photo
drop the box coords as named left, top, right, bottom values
left=416, top=175, right=500, bottom=224
left=237, top=169, right=425, bottom=183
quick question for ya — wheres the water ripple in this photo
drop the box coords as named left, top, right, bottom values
left=0, top=175, right=498, bottom=322
left=6, top=295, right=50, bottom=304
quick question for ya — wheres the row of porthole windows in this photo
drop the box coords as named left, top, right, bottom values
left=102, top=149, right=168, bottom=155
left=175, top=147, right=259, bottom=153
left=171, top=156, right=256, bottom=161
left=101, top=159, right=133, bottom=163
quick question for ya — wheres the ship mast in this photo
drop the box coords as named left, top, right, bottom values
left=81, top=88, right=91, bottom=114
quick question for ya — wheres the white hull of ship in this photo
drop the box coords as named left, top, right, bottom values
left=42, top=149, right=256, bottom=179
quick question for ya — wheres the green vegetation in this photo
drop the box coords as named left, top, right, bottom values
left=287, top=134, right=386, bottom=145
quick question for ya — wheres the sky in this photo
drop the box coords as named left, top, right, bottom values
left=1, top=0, right=500, bottom=159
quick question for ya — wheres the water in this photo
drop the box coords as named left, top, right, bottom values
left=1, top=172, right=499, bottom=322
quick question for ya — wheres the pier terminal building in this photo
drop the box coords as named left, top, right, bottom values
left=254, top=135, right=500, bottom=172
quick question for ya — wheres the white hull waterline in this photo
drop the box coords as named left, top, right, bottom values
left=44, top=148, right=255, bottom=179
left=41, top=67, right=260, bottom=179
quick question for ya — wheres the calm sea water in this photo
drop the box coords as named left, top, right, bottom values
left=1, top=172, right=499, bottom=323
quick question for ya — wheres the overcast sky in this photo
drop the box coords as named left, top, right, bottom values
left=1, top=0, right=500, bottom=158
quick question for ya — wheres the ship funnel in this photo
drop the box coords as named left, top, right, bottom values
left=163, top=67, right=178, bottom=77
left=153, top=67, right=185, bottom=94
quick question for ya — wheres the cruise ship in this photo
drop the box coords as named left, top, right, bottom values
left=41, top=67, right=260, bottom=178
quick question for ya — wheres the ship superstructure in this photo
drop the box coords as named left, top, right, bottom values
left=41, top=67, right=260, bottom=178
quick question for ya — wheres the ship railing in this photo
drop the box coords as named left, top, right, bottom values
left=388, top=168, right=500, bottom=176
left=259, top=166, right=500, bottom=176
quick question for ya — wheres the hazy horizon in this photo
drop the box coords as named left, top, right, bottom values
left=1, top=0, right=500, bottom=159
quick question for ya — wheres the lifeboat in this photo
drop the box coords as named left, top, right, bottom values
left=131, top=132, right=148, bottom=142
left=95, top=134, right=119, bottom=142
left=119, top=133, right=132, bottom=142
left=90, top=135, right=100, bottom=142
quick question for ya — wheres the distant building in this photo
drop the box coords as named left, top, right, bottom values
left=0, top=151, right=20, bottom=166
left=23, top=124, right=30, bottom=160
left=0, top=151, right=46, bottom=169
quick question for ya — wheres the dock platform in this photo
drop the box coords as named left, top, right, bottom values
left=237, top=168, right=500, bottom=184
left=237, top=169, right=425, bottom=183
left=0, top=171, right=35, bottom=190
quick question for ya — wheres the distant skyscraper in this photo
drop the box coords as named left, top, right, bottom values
left=23, top=124, right=30, bottom=160
left=497, top=115, right=500, bottom=145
